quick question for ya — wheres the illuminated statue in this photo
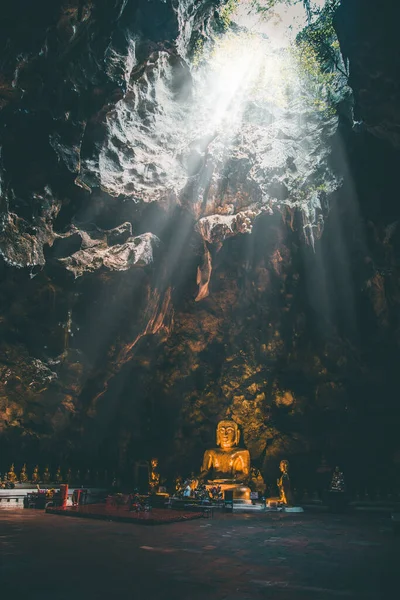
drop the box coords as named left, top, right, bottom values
left=201, top=420, right=250, bottom=482
left=200, top=420, right=251, bottom=502
left=7, top=464, right=18, bottom=484
left=189, top=472, right=198, bottom=493
left=66, top=468, right=72, bottom=483
left=174, top=475, right=184, bottom=496
left=250, top=466, right=266, bottom=495
left=32, top=465, right=40, bottom=484
left=19, top=464, right=28, bottom=483
left=277, top=459, right=294, bottom=506
left=43, top=466, right=51, bottom=484
left=149, top=458, right=160, bottom=493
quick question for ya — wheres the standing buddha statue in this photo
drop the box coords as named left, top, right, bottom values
left=277, top=459, right=294, bottom=506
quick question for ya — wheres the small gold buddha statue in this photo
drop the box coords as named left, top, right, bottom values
left=174, top=475, right=183, bottom=495
left=250, top=466, right=266, bottom=495
left=55, top=467, right=62, bottom=483
left=19, top=463, right=28, bottom=483
left=32, top=465, right=40, bottom=484
left=43, top=466, right=51, bottom=483
left=8, top=463, right=18, bottom=483
left=200, top=420, right=251, bottom=502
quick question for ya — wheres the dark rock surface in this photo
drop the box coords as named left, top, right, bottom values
left=335, top=0, right=400, bottom=147
left=0, top=0, right=399, bottom=489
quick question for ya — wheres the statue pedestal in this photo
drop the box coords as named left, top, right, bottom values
left=266, top=497, right=281, bottom=509
left=206, top=482, right=251, bottom=504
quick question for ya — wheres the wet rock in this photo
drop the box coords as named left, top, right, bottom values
left=0, top=189, right=61, bottom=268
left=197, top=211, right=260, bottom=246
left=106, top=222, right=132, bottom=246
left=195, top=242, right=212, bottom=302
left=59, top=231, right=160, bottom=277
left=52, top=232, right=83, bottom=259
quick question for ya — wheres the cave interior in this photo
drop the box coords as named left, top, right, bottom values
left=0, top=0, right=400, bottom=496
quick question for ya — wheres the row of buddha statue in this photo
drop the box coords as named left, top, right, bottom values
left=0, top=464, right=106, bottom=486
left=1, top=420, right=295, bottom=506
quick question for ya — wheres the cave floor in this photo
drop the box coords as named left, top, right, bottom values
left=1, top=510, right=398, bottom=599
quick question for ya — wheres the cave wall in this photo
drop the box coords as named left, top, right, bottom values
left=1, top=0, right=400, bottom=490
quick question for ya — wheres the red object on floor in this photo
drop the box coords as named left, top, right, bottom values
left=45, top=503, right=203, bottom=525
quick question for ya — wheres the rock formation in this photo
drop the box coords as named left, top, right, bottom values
left=0, top=0, right=399, bottom=491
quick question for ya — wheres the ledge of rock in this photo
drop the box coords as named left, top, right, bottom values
left=58, top=230, right=160, bottom=278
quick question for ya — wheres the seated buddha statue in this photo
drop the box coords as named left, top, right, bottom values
left=8, top=463, right=18, bottom=484
left=200, top=420, right=250, bottom=500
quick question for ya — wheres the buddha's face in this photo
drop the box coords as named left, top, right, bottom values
left=217, top=420, right=239, bottom=449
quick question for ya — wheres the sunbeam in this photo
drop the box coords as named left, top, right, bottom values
left=58, top=0, right=351, bottom=430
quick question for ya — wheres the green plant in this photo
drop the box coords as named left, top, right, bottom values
left=192, top=37, right=206, bottom=67
left=220, top=0, right=240, bottom=29
left=296, top=0, right=346, bottom=77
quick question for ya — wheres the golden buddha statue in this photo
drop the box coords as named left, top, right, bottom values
left=31, top=465, right=40, bottom=484
left=19, top=463, right=28, bottom=483
left=8, top=463, right=18, bottom=483
left=174, top=475, right=183, bottom=495
left=200, top=420, right=251, bottom=502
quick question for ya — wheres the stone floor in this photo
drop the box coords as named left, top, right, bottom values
left=1, top=509, right=398, bottom=599
left=46, top=504, right=204, bottom=524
